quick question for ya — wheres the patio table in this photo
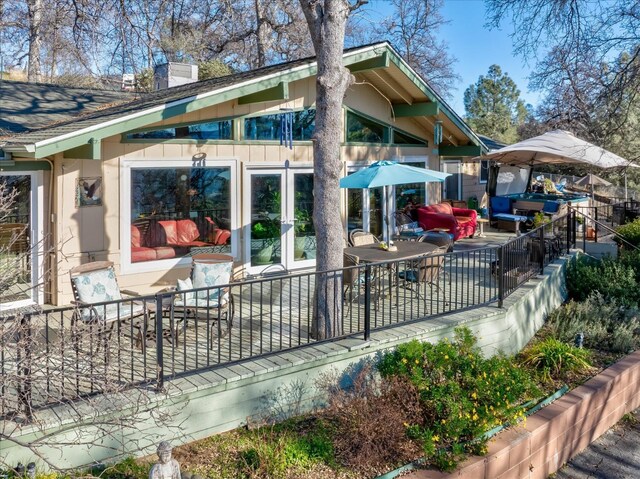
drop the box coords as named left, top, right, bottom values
left=344, top=241, right=438, bottom=264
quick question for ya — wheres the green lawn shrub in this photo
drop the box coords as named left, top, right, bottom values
left=615, top=218, right=640, bottom=248
left=376, top=328, right=539, bottom=472
left=519, top=338, right=591, bottom=381
left=546, top=292, right=640, bottom=353
left=566, top=254, right=638, bottom=306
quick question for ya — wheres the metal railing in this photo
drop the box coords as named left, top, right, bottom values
left=0, top=215, right=576, bottom=418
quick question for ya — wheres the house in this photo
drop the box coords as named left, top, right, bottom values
left=0, top=42, right=488, bottom=308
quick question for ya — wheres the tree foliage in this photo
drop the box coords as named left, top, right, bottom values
left=463, top=64, right=527, bottom=143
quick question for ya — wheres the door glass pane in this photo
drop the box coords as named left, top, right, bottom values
left=130, top=167, right=232, bottom=263
left=347, top=188, right=363, bottom=233
left=0, top=175, right=31, bottom=303
left=293, top=173, right=315, bottom=262
left=369, top=188, right=383, bottom=238
left=444, top=162, right=461, bottom=200
left=250, top=175, right=282, bottom=267
left=396, top=163, right=426, bottom=210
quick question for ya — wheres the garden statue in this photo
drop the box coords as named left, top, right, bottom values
left=149, top=441, right=181, bottom=479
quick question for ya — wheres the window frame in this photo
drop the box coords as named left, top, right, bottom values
left=343, top=107, right=429, bottom=146
left=392, top=128, right=428, bottom=146
left=120, top=157, right=240, bottom=274
left=121, top=117, right=236, bottom=143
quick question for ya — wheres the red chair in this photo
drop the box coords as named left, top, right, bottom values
left=416, top=203, right=477, bottom=240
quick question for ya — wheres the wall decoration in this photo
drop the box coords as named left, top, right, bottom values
left=76, top=177, right=103, bottom=207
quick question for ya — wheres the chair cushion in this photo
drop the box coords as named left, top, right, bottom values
left=131, top=247, right=156, bottom=262
left=493, top=213, right=528, bottom=222
left=154, top=246, right=176, bottom=260
left=423, top=203, right=453, bottom=216
left=542, top=201, right=561, bottom=214
left=176, top=219, right=200, bottom=243
left=176, top=277, right=196, bottom=303
left=158, top=220, right=178, bottom=244
left=490, top=196, right=512, bottom=215
left=80, top=302, right=144, bottom=323
left=72, top=268, right=122, bottom=304
left=174, top=292, right=229, bottom=309
left=192, top=261, right=232, bottom=300
left=131, top=225, right=143, bottom=248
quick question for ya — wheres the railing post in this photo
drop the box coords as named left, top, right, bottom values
left=364, top=264, right=371, bottom=341
left=594, top=207, right=599, bottom=242
left=155, top=293, right=164, bottom=391
left=566, top=210, right=572, bottom=253
left=538, top=225, right=545, bottom=274
left=497, top=245, right=505, bottom=308
left=18, top=313, right=33, bottom=420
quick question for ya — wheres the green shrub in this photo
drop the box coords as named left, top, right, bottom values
left=546, top=292, right=640, bottom=353
left=100, top=457, right=148, bottom=479
left=615, top=218, right=640, bottom=248
left=519, top=338, right=591, bottom=381
left=566, top=254, right=638, bottom=305
left=377, top=328, right=539, bottom=471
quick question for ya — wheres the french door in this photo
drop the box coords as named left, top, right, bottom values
left=243, top=167, right=315, bottom=274
left=442, top=160, right=462, bottom=201
left=0, top=171, right=44, bottom=310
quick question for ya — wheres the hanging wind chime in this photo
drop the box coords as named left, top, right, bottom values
left=280, top=109, right=294, bottom=150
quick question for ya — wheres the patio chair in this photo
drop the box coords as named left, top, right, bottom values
left=397, top=245, right=448, bottom=305
left=349, top=229, right=379, bottom=247
left=69, top=261, right=148, bottom=354
left=343, top=253, right=382, bottom=312
left=173, top=253, right=235, bottom=348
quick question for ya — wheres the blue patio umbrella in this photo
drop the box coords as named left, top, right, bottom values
left=339, top=160, right=450, bottom=188
left=339, top=161, right=451, bottom=241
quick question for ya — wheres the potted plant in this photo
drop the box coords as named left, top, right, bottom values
left=251, top=218, right=280, bottom=265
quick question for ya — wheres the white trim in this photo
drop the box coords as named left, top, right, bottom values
left=0, top=170, right=44, bottom=310
left=119, top=157, right=240, bottom=275
left=32, top=45, right=383, bottom=150
left=442, top=159, right=463, bottom=201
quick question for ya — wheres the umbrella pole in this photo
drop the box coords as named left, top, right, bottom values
left=625, top=172, right=628, bottom=201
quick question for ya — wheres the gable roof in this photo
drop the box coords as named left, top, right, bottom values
left=477, top=135, right=507, bottom=152
left=1, top=42, right=486, bottom=158
left=0, top=80, right=133, bottom=137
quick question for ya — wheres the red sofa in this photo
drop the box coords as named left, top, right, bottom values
left=415, top=203, right=477, bottom=240
left=131, top=218, right=231, bottom=263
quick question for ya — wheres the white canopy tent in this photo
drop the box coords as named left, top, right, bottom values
left=475, top=130, right=638, bottom=199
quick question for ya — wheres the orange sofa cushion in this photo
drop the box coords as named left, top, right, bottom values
left=424, top=202, right=453, bottom=216
left=158, top=221, right=178, bottom=244
left=176, top=219, right=200, bottom=244
left=131, top=225, right=142, bottom=248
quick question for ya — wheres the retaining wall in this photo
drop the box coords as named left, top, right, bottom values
left=0, top=255, right=572, bottom=470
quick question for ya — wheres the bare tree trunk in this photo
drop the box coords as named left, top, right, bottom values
left=254, top=0, right=270, bottom=68
left=300, top=0, right=359, bottom=339
left=27, top=0, right=43, bottom=82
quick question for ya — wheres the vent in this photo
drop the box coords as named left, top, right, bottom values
left=154, top=62, right=199, bottom=90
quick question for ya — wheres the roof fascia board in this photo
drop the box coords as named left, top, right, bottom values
left=24, top=45, right=385, bottom=158
left=393, top=102, right=439, bottom=117
left=385, top=48, right=487, bottom=153
left=439, top=145, right=483, bottom=157
left=238, top=81, right=289, bottom=105
left=347, top=51, right=389, bottom=72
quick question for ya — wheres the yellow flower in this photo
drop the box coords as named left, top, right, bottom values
left=415, top=359, right=420, bottom=364
left=402, top=358, right=408, bottom=364
left=472, top=413, right=479, bottom=421
left=471, top=392, right=477, bottom=399
left=403, top=422, right=409, bottom=427
left=432, top=435, right=440, bottom=442
left=444, top=354, right=449, bottom=360
left=441, top=419, right=446, bottom=424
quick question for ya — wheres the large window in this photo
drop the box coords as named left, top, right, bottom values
left=393, top=129, right=427, bottom=146
left=125, top=119, right=232, bottom=141
left=244, top=109, right=316, bottom=141
left=346, top=111, right=386, bottom=143
left=129, top=166, right=232, bottom=264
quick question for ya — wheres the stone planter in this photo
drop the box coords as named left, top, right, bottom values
left=251, top=239, right=274, bottom=265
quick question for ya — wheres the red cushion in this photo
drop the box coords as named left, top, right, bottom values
left=424, top=203, right=453, bottom=216
left=131, top=225, right=142, bottom=248
left=154, top=247, right=176, bottom=259
left=176, top=219, right=200, bottom=244
left=214, top=229, right=231, bottom=245
left=456, top=216, right=473, bottom=225
left=131, top=247, right=156, bottom=262
left=159, top=220, right=178, bottom=244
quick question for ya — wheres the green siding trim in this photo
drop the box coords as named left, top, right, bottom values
left=64, top=139, right=101, bottom=160
left=347, top=52, right=389, bottom=72
left=439, top=145, right=483, bottom=157
left=393, top=102, right=439, bottom=118
left=238, top=81, right=289, bottom=105
left=0, top=160, right=51, bottom=171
